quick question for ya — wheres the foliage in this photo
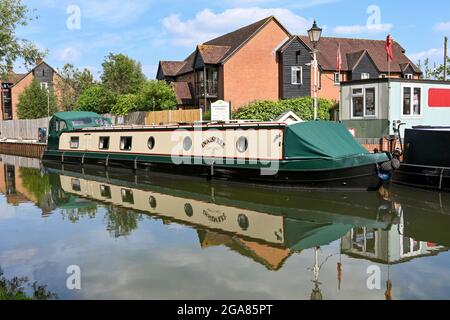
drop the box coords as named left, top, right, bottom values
left=137, top=80, right=177, bottom=111
left=16, top=79, right=57, bottom=119
left=76, top=84, right=117, bottom=114
left=417, top=57, right=450, bottom=80
left=0, top=267, right=57, bottom=300
left=101, top=53, right=146, bottom=95
left=0, top=0, right=46, bottom=79
left=233, top=97, right=334, bottom=121
left=111, top=94, right=139, bottom=116
left=104, top=206, right=143, bottom=238
left=56, top=64, right=95, bottom=111
left=19, top=168, right=52, bottom=209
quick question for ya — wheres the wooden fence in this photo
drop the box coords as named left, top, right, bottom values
left=144, top=109, right=202, bottom=125
left=0, top=117, right=50, bottom=140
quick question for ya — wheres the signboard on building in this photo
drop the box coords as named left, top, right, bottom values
left=211, top=100, right=231, bottom=122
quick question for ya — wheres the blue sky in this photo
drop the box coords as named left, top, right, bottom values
left=16, top=0, right=450, bottom=78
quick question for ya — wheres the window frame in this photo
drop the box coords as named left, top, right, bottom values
left=119, top=136, right=133, bottom=151
left=401, top=85, right=423, bottom=117
left=40, top=82, right=49, bottom=90
left=70, top=136, right=80, bottom=149
left=334, top=73, right=341, bottom=85
left=404, top=73, right=413, bottom=80
left=350, top=86, right=378, bottom=119
left=291, top=66, right=303, bottom=85
left=99, top=136, right=110, bottom=150
left=361, top=73, right=371, bottom=80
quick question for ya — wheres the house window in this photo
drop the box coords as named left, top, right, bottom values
left=99, top=136, right=110, bottom=150
left=295, top=50, right=301, bottom=64
left=379, top=74, right=387, bottom=78
left=40, top=82, right=49, bottom=90
left=361, top=73, right=370, bottom=80
left=120, top=136, right=132, bottom=151
left=291, top=66, right=303, bottom=85
left=352, top=87, right=377, bottom=118
left=402, top=87, right=422, bottom=116
left=70, top=137, right=79, bottom=149
left=334, top=73, right=341, bottom=85
left=404, top=74, right=413, bottom=80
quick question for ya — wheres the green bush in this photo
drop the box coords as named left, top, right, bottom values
left=76, top=85, right=117, bottom=114
left=233, top=97, right=334, bottom=122
left=137, top=80, right=177, bottom=111
left=111, top=94, right=139, bottom=116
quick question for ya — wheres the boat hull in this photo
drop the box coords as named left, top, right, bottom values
left=393, top=164, right=450, bottom=192
left=42, top=151, right=385, bottom=191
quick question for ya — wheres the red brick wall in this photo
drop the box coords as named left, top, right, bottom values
left=223, top=20, right=289, bottom=110
left=11, top=72, right=34, bottom=120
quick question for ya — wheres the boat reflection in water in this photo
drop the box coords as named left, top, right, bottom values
left=2, top=154, right=450, bottom=299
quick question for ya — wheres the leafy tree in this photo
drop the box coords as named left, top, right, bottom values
left=101, top=53, right=146, bottom=95
left=56, top=64, right=96, bottom=111
left=417, top=57, right=450, bottom=80
left=111, top=94, right=139, bottom=115
left=138, top=80, right=177, bottom=111
left=233, top=97, right=333, bottom=121
left=0, top=0, right=46, bottom=79
left=16, top=79, right=57, bottom=119
left=76, top=85, right=116, bottom=114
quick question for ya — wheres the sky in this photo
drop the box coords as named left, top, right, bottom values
left=15, top=0, right=450, bottom=79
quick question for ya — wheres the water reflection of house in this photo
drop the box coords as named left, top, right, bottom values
left=341, top=212, right=448, bottom=264
left=198, top=230, right=293, bottom=271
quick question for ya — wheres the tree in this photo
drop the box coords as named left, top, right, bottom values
left=101, top=53, right=146, bottom=95
left=0, top=0, right=46, bottom=79
left=138, top=80, right=177, bottom=111
left=76, top=85, right=116, bottom=114
left=56, top=64, right=95, bottom=111
left=417, top=57, right=450, bottom=80
left=233, top=97, right=333, bottom=121
left=17, top=79, right=57, bottom=119
left=111, top=94, right=139, bottom=115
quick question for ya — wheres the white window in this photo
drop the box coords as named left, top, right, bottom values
left=40, top=82, right=49, bottom=90
left=70, top=137, right=79, bottom=149
left=351, top=86, right=377, bottom=118
left=120, top=136, right=133, bottom=151
left=402, top=86, right=422, bottom=116
left=379, top=74, right=387, bottom=78
left=361, top=73, right=370, bottom=80
left=404, top=73, right=413, bottom=80
left=291, top=66, right=303, bottom=85
left=334, top=73, right=341, bottom=85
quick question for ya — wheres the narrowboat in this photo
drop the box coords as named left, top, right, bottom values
left=42, top=112, right=396, bottom=191
left=393, top=127, right=450, bottom=192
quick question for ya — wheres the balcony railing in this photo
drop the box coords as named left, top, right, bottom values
left=196, top=80, right=218, bottom=98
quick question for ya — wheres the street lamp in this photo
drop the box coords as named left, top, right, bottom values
left=308, top=20, right=322, bottom=120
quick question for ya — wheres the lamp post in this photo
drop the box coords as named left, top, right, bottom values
left=308, top=20, right=322, bottom=121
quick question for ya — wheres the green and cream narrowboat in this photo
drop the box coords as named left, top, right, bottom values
left=42, top=111, right=396, bottom=191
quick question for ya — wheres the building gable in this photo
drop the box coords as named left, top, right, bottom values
left=351, top=52, right=380, bottom=80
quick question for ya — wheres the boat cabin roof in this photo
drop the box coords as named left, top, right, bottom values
left=52, top=112, right=111, bottom=131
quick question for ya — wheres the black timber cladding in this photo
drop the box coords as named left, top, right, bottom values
left=279, top=38, right=311, bottom=99
left=351, top=53, right=380, bottom=80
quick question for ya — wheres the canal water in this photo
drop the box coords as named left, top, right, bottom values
left=1, top=154, right=449, bottom=300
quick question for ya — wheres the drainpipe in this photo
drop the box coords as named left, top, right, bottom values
left=204, top=65, right=207, bottom=113
left=444, top=36, right=448, bottom=81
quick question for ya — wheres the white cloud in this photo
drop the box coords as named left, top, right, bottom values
left=334, top=23, right=393, bottom=35
left=409, top=48, right=444, bottom=64
left=55, top=46, right=81, bottom=62
left=434, top=22, right=450, bottom=32
left=162, top=8, right=313, bottom=47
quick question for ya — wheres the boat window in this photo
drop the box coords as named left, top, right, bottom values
left=237, top=214, right=249, bottom=231
left=121, top=189, right=134, bottom=204
left=100, top=185, right=111, bottom=199
left=99, top=137, right=110, bottom=150
left=71, top=179, right=81, bottom=192
left=183, top=136, right=192, bottom=151
left=70, top=137, right=79, bottom=149
left=236, top=136, right=248, bottom=153
left=147, top=137, right=156, bottom=150
left=184, top=203, right=193, bottom=217
left=58, top=121, right=67, bottom=132
left=120, top=137, right=133, bottom=151
left=149, top=196, right=157, bottom=209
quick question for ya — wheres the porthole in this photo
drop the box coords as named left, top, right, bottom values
left=183, top=136, right=192, bottom=151
left=147, top=136, right=155, bottom=150
left=237, top=214, right=249, bottom=231
left=236, top=136, right=248, bottom=153
left=149, top=196, right=157, bottom=209
left=184, top=203, right=194, bottom=217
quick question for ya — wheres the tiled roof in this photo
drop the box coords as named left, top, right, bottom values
left=172, top=82, right=193, bottom=105
left=176, top=51, right=197, bottom=75
left=198, top=45, right=231, bottom=64
left=159, top=61, right=185, bottom=77
left=298, top=36, right=422, bottom=73
left=1, top=72, right=27, bottom=84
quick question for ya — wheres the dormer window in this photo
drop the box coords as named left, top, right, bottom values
left=404, top=74, right=413, bottom=80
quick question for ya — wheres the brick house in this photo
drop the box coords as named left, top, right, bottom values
left=1, top=59, right=63, bottom=120
left=157, top=16, right=421, bottom=111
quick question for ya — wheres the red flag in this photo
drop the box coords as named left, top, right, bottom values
left=386, top=34, right=393, bottom=63
left=336, top=43, right=342, bottom=71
